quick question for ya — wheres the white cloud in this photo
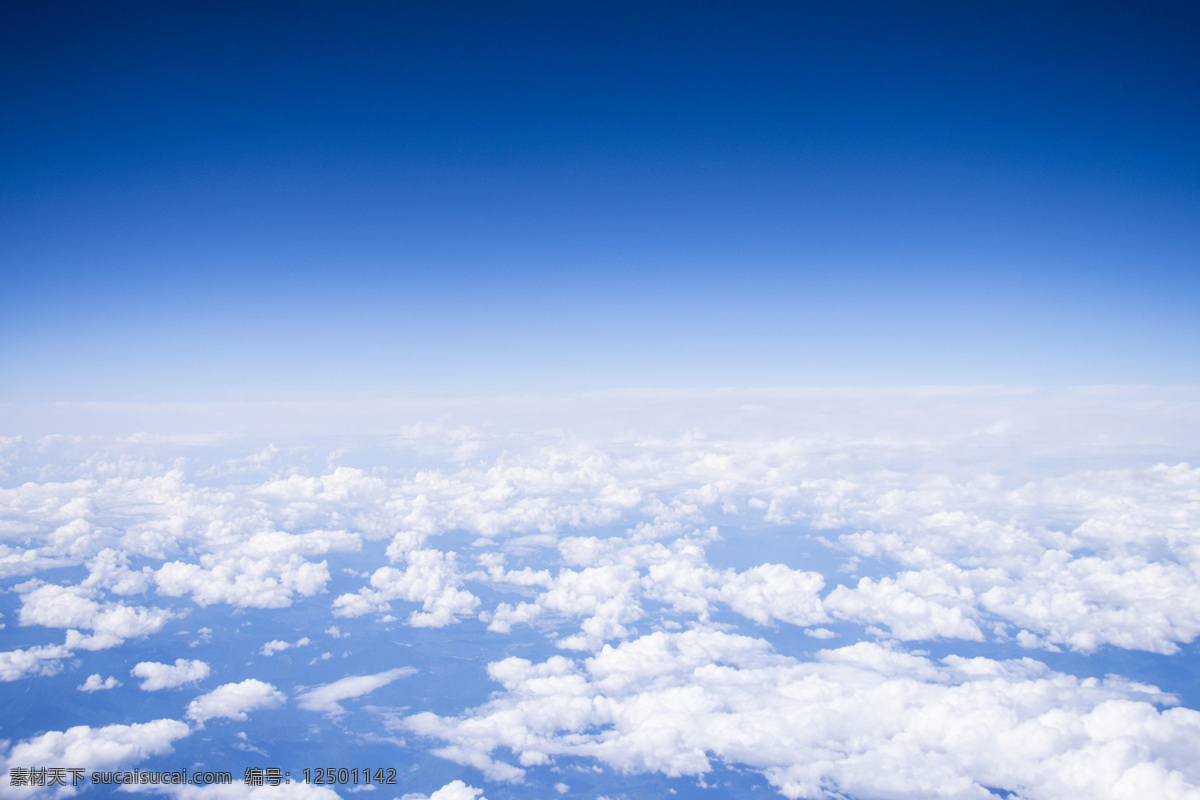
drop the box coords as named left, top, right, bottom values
left=260, top=637, right=311, bottom=656
left=81, top=547, right=153, bottom=594
left=2, top=719, right=191, bottom=791
left=9, top=396, right=1198, bottom=655
left=403, top=629, right=1200, bottom=799
left=186, top=679, right=286, bottom=723
left=296, top=667, right=417, bottom=715
left=5, top=390, right=1200, bottom=800
left=0, top=643, right=71, bottom=682
left=0, top=543, right=69, bottom=579
left=131, top=658, right=211, bottom=691
left=717, top=563, right=827, bottom=628
left=824, top=568, right=985, bottom=641
left=428, top=781, right=485, bottom=800
left=488, top=563, right=643, bottom=651
left=486, top=532, right=828, bottom=650
left=18, top=583, right=173, bottom=648
left=155, top=530, right=359, bottom=609
left=400, top=781, right=487, bottom=800
left=333, top=549, right=479, bottom=627
left=819, top=461, right=1200, bottom=653
left=77, top=673, right=122, bottom=692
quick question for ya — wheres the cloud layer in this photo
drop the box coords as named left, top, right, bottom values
left=1, top=389, right=1198, bottom=798
left=405, top=629, right=1200, bottom=799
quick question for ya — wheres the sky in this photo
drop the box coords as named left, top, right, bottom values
left=3, top=5, right=1200, bottom=800
left=2, top=0, right=1198, bottom=398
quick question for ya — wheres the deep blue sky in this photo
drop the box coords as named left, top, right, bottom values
left=2, top=1, right=1198, bottom=398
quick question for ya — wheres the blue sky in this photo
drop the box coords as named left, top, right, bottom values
left=4, top=8, right=1200, bottom=799
left=2, top=1, right=1197, bottom=398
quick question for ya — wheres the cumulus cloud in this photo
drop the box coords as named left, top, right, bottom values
left=0, top=543, right=69, bottom=579
left=82, top=547, right=154, bottom=594
left=467, top=444, right=1200, bottom=655
left=716, top=562, right=827, bottom=628
left=2, top=719, right=191, bottom=793
left=18, top=414, right=1200, bottom=658
left=816, top=461, right=1200, bottom=653
left=131, top=658, right=211, bottom=691
left=296, top=667, right=417, bottom=715
left=185, top=679, right=286, bottom=723
left=8, top=398, right=1198, bottom=655
left=18, top=582, right=173, bottom=649
left=403, top=629, right=1200, bottom=799
left=400, top=780, right=487, bottom=800
left=333, top=549, right=479, bottom=627
left=487, top=532, right=828, bottom=650
left=824, top=568, right=985, bottom=641
left=155, top=530, right=359, bottom=609
left=5, top=390, right=1200, bottom=799
left=0, top=643, right=71, bottom=682
left=78, top=673, right=122, bottom=692
left=487, top=562, right=644, bottom=651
